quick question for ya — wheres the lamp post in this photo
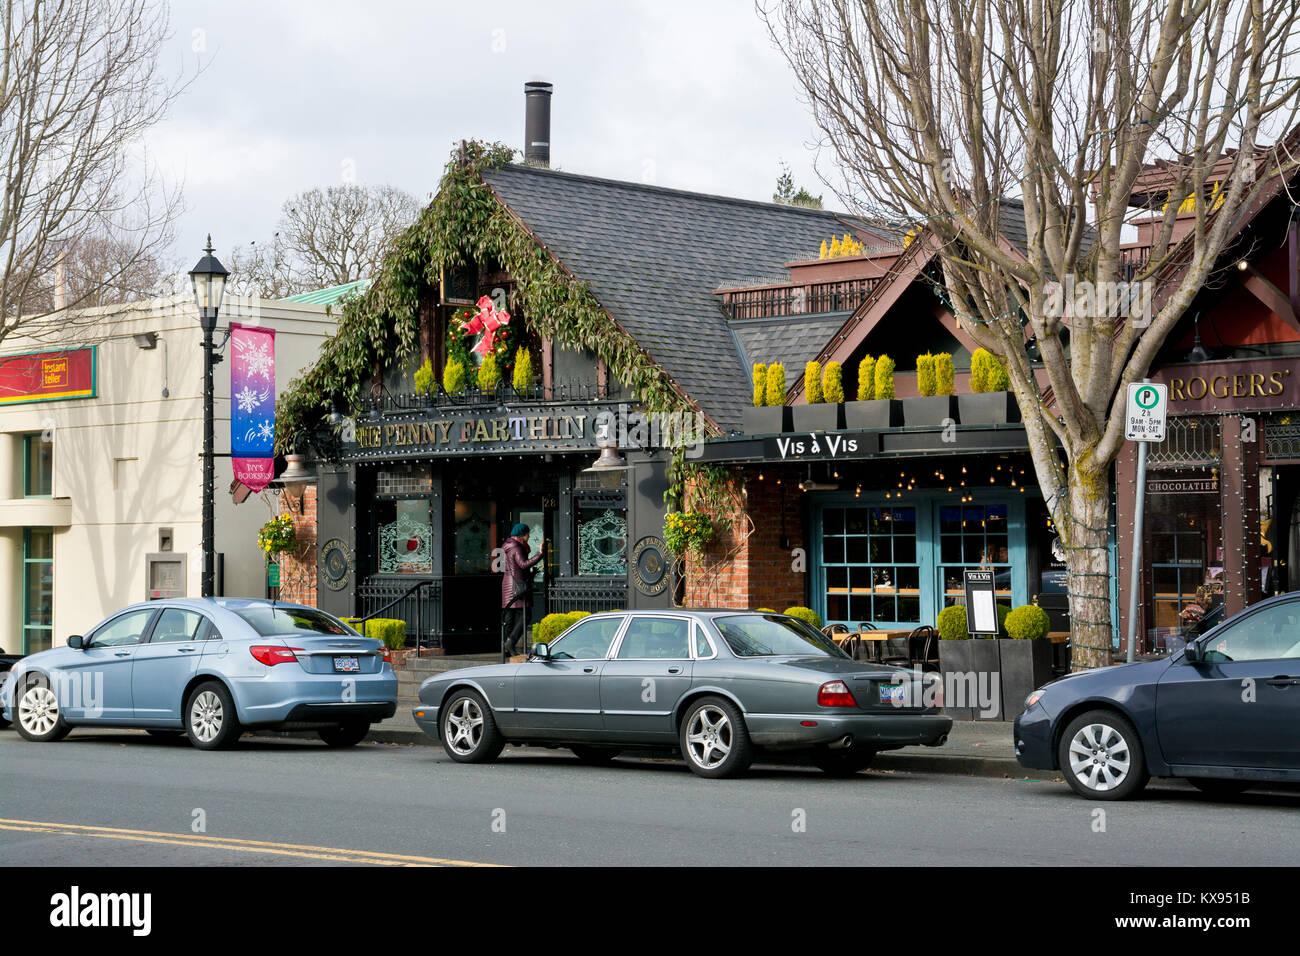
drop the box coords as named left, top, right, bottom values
left=188, top=236, right=229, bottom=598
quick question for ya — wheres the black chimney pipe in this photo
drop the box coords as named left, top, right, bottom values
left=524, top=81, right=552, bottom=167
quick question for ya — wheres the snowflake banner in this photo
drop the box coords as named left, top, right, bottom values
left=230, top=323, right=276, bottom=492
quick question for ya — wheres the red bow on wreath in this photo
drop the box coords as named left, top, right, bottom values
left=465, top=295, right=511, bottom=356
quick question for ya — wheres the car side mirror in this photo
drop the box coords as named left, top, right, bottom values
left=1183, top=641, right=1203, bottom=663
left=67, top=635, right=84, bottom=649
left=531, top=642, right=550, bottom=661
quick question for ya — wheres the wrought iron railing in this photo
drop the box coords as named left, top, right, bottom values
left=357, top=575, right=443, bottom=650
left=719, top=276, right=884, bottom=320
left=1148, top=416, right=1221, bottom=468
left=1266, top=421, right=1300, bottom=460
left=366, top=381, right=611, bottom=415
left=548, top=577, right=628, bottom=613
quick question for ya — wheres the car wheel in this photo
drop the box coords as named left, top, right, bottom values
left=184, top=681, right=242, bottom=750
left=1058, top=709, right=1149, bottom=800
left=319, top=721, right=370, bottom=748
left=440, top=690, right=504, bottom=763
left=0, top=670, right=12, bottom=729
left=811, top=745, right=876, bottom=777
left=15, top=674, right=71, bottom=743
left=570, top=745, right=621, bottom=765
left=1188, top=777, right=1254, bottom=797
left=680, top=696, right=752, bottom=778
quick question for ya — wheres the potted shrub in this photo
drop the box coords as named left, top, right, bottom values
left=414, top=359, right=437, bottom=405
left=998, top=604, right=1054, bottom=720
left=743, top=362, right=792, bottom=434
left=843, top=353, right=902, bottom=428
left=903, top=351, right=960, bottom=426
left=792, top=359, right=843, bottom=431
left=935, top=602, right=1005, bottom=720
left=782, top=606, right=823, bottom=628
left=443, top=357, right=467, bottom=394
left=959, top=348, right=1021, bottom=424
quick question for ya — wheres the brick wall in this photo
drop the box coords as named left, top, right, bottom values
left=683, top=467, right=806, bottom=611
left=278, top=484, right=318, bottom=607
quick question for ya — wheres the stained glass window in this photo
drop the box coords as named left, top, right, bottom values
left=578, top=507, right=626, bottom=576
left=377, top=499, right=433, bottom=574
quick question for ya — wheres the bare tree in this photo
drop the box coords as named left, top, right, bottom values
left=0, top=0, right=186, bottom=345
left=763, top=0, right=1300, bottom=667
left=223, top=235, right=300, bottom=301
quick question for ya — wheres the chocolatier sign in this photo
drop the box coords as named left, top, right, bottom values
left=1153, top=358, right=1297, bottom=413
left=0, top=347, right=96, bottom=405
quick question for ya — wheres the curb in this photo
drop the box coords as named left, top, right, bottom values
left=322, top=726, right=1031, bottom=779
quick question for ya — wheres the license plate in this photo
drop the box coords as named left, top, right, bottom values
left=333, top=656, right=360, bottom=673
left=878, top=681, right=908, bottom=704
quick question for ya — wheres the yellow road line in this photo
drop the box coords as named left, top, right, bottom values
left=0, top=818, right=501, bottom=867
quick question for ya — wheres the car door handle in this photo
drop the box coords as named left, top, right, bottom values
left=177, top=647, right=197, bottom=653
left=113, top=651, right=131, bottom=658
left=583, top=666, right=597, bottom=673
left=1266, top=676, right=1300, bottom=687
left=667, top=666, right=682, bottom=675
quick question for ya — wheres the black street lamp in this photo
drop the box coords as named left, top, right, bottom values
left=188, top=236, right=229, bottom=598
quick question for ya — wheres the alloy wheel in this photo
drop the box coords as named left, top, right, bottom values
left=19, top=685, right=59, bottom=736
left=685, top=705, right=732, bottom=770
left=189, top=690, right=224, bottom=743
left=445, top=697, right=484, bottom=756
left=1067, top=722, right=1132, bottom=792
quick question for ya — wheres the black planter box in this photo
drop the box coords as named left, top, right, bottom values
left=791, top=402, right=843, bottom=432
left=938, top=638, right=1002, bottom=720
left=843, top=399, right=902, bottom=429
left=958, top=391, right=1021, bottom=425
left=742, top=406, right=792, bottom=435
left=998, top=639, right=1055, bottom=722
left=902, top=394, right=959, bottom=427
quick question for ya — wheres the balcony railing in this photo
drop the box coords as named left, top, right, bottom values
left=548, top=577, right=628, bottom=613
left=719, top=276, right=884, bottom=320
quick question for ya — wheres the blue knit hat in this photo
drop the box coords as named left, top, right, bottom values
left=510, top=522, right=530, bottom=537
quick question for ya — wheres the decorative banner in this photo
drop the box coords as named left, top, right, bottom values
left=0, top=347, right=96, bottom=404
left=230, top=324, right=276, bottom=492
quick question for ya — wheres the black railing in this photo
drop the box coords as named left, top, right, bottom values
left=357, top=576, right=443, bottom=651
left=720, top=276, right=884, bottom=320
left=367, top=381, right=611, bottom=415
left=548, top=577, right=628, bottom=613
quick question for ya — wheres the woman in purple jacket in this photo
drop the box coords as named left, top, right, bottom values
left=501, top=522, right=544, bottom=657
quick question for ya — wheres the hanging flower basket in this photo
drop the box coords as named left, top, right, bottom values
left=257, top=513, right=296, bottom=558
left=663, top=510, right=714, bottom=557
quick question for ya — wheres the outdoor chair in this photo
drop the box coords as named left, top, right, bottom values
left=907, top=625, right=940, bottom=672
left=881, top=635, right=912, bottom=667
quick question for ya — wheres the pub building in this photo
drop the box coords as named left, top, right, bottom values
left=278, top=83, right=880, bottom=652
left=1116, top=146, right=1300, bottom=654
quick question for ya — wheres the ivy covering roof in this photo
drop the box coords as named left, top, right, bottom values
left=482, top=163, right=859, bottom=429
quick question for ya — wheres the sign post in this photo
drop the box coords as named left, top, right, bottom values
left=962, top=569, right=999, bottom=636
left=1124, top=380, right=1168, bottom=662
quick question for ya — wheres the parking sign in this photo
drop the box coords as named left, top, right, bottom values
left=1125, top=382, right=1168, bottom=442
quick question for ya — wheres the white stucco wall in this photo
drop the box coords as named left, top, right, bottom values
left=0, top=294, right=336, bottom=653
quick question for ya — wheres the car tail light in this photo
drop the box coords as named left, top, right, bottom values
left=818, top=680, right=857, bottom=708
left=380, top=646, right=392, bottom=664
left=249, top=645, right=303, bottom=666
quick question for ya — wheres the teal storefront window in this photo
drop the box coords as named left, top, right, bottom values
left=814, top=493, right=1028, bottom=628
left=23, top=527, right=54, bottom=653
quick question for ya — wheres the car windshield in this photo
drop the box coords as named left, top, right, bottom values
left=232, top=606, right=355, bottom=637
left=714, top=614, right=847, bottom=658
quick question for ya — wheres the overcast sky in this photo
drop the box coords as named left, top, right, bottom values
left=147, top=0, right=829, bottom=273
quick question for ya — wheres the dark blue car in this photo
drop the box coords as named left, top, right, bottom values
left=1014, top=592, right=1300, bottom=800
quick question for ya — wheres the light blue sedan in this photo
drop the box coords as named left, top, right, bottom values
left=1, top=598, right=397, bottom=750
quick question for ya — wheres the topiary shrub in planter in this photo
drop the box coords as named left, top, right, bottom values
left=998, top=604, right=1054, bottom=721
left=414, top=359, right=436, bottom=398
left=752, top=363, right=767, bottom=406
left=443, top=357, right=467, bottom=394
left=844, top=353, right=901, bottom=428
left=512, top=348, right=534, bottom=391
left=937, top=604, right=969, bottom=640
left=960, top=348, right=1020, bottom=424
left=793, top=360, right=842, bottom=430
left=933, top=352, right=955, bottom=396
left=782, top=606, right=823, bottom=628
left=534, top=611, right=590, bottom=646
left=743, top=362, right=791, bottom=433
left=874, top=355, right=896, bottom=399
left=936, top=602, right=1003, bottom=720
left=823, top=362, right=844, bottom=404
left=916, top=353, right=937, bottom=396
left=804, top=361, right=823, bottom=404
left=477, top=352, right=500, bottom=391
left=342, top=617, right=406, bottom=649
left=755, top=607, right=778, bottom=613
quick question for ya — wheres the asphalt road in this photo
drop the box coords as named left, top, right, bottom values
left=3, top=729, right=1299, bottom=866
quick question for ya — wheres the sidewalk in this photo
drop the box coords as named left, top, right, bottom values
left=359, top=703, right=1037, bottom=779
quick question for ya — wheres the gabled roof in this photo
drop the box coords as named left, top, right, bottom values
left=482, top=164, right=863, bottom=429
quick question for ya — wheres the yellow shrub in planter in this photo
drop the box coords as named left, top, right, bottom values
left=856, top=356, right=876, bottom=401
left=512, top=349, right=534, bottom=390
left=933, top=352, right=954, bottom=396
left=765, top=363, right=786, bottom=406
left=443, top=358, right=467, bottom=393
left=477, top=352, right=500, bottom=390
left=916, top=353, right=936, bottom=396
left=937, top=604, right=968, bottom=640
left=783, top=606, right=822, bottom=628
left=804, top=361, right=823, bottom=403
left=1005, top=604, right=1051, bottom=640
left=874, top=355, right=896, bottom=399
left=823, top=362, right=844, bottom=404
left=341, top=617, right=406, bottom=649
left=752, top=363, right=767, bottom=406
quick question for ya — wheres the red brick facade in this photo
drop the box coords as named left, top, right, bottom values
left=684, top=467, right=807, bottom=611
left=277, top=484, right=318, bottom=607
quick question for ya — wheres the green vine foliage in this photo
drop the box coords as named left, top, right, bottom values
left=664, top=451, right=738, bottom=540
left=276, top=140, right=699, bottom=453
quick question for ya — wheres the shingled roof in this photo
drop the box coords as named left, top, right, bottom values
left=482, top=164, right=863, bottom=429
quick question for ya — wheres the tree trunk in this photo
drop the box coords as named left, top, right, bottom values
left=1065, top=466, right=1114, bottom=670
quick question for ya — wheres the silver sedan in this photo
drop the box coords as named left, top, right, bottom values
left=413, top=609, right=951, bottom=778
